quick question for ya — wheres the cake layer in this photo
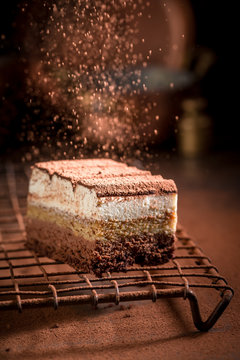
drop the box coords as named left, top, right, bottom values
left=26, top=218, right=175, bottom=275
left=26, top=158, right=178, bottom=274
left=27, top=204, right=177, bottom=242
left=28, top=165, right=177, bottom=225
left=34, top=159, right=151, bottom=190
left=31, top=159, right=176, bottom=196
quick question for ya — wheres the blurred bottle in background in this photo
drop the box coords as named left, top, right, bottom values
left=177, top=97, right=212, bottom=158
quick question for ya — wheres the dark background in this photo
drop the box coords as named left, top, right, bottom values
left=1, top=4, right=240, bottom=358
left=189, top=1, right=236, bottom=151
left=0, top=1, right=237, bottom=158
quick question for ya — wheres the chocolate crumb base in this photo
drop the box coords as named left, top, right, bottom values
left=91, top=234, right=175, bottom=276
left=25, top=219, right=94, bottom=273
left=26, top=218, right=175, bottom=276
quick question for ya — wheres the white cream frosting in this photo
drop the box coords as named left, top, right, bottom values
left=28, top=167, right=177, bottom=230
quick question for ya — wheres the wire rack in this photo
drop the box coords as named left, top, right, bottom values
left=0, top=162, right=234, bottom=331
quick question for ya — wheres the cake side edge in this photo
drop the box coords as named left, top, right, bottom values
left=26, top=217, right=176, bottom=275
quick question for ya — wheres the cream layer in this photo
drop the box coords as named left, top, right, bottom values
left=28, top=167, right=177, bottom=230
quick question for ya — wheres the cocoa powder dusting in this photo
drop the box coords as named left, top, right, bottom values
left=34, top=159, right=177, bottom=195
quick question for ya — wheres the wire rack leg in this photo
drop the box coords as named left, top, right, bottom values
left=186, top=289, right=233, bottom=331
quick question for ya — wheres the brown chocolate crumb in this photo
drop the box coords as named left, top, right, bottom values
left=102, top=303, right=114, bottom=309
left=119, top=304, right=134, bottom=311
left=123, top=314, right=131, bottom=318
left=50, top=324, right=59, bottom=329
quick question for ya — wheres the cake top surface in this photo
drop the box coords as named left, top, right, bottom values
left=33, top=159, right=177, bottom=196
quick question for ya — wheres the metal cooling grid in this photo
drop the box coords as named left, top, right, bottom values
left=0, top=163, right=234, bottom=331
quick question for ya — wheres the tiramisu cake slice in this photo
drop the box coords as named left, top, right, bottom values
left=26, top=159, right=177, bottom=275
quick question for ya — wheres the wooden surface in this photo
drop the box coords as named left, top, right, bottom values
left=1, top=151, right=240, bottom=360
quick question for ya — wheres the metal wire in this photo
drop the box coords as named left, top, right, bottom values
left=0, top=163, right=234, bottom=331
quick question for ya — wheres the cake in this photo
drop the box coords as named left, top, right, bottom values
left=26, top=159, right=178, bottom=275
